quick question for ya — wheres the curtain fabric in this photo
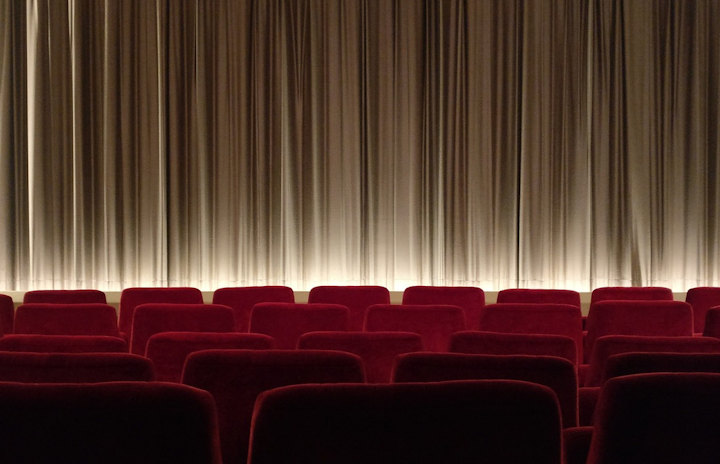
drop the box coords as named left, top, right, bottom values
left=1, top=0, right=719, bottom=291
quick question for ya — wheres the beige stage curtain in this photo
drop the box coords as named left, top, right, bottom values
left=1, top=0, right=719, bottom=291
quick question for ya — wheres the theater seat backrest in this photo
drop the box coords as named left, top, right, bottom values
left=14, top=303, right=119, bottom=337
left=308, top=286, right=390, bottom=331
left=401, top=286, right=485, bottom=329
left=213, top=286, right=295, bottom=332
left=0, top=352, right=154, bottom=383
left=119, top=287, right=203, bottom=340
left=0, top=334, right=128, bottom=353
left=23, top=289, right=107, bottom=304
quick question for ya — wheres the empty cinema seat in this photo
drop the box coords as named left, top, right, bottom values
left=478, top=303, right=583, bottom=361
left=0, top=352, right=154, bottom=383
left=364, top=304, right=466, bottom=352
left=587, top=373, right=720, bottom=463
left=0, top=381, right=221, bottom=463
left=0, top=294, right=14, bottom=334
left=604, top=352, right=720, bottom=380
left=23, top=289, right=107, bottom=304
left=213, top=286, right=295, bottom=332
left=686, top=287, right=720, bottom=334
left=496, top=288, right=581, bottom=307
left=584, top=301, right=693, bottom=363
left=129, top=303, right=235, bottom=355
left=450, top=331, right=577, bottom=365
left=392, top=352, right=578, bottom=427
left=146, top=332, right=275, bottom=382
left=702, top=307, right=720, bottom=339
left=118, top=287, right=204, bottom=341
left=183, top=349, right=364, bottom=464
left=248, top=380, right=563, bottom=464
left=0, top=335, right=128, bottom=353
left=249, top=303, right=349, bottom=349
left=14, top=303, right=119, bottom=337
left=308, top=285, right=390, bottom=331
left=590, top=286, right=674, bottom=304
left=298, top=331, right=424, bottom=383
left=401, top=286, right=485, bottom=329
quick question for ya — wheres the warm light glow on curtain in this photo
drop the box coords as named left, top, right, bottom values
left=1, top=0, right=718, bottom=292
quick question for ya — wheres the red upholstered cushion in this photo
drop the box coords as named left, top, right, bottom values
left=183, top=349, right=364, bottom=464
left=0, top=352, right=153, bottom=382
left=146, top=332, right=275, bottom=382
left=298, top=331, right=423, bottom=383
left=497, top=288, right=581, bottom=307
left=588, top=373, right=720, bottom=463
left=249, top=303, right=350, bottom=349
left=392, top=352, right=578, bottom=427
left=248, top=380, right=562, bottom=464
left=589, top=286, right=673, bottom=305
left=686, top=287, right=720, bottom=333
left=119, top=287, right=203, bottom=340
left=364, top=304, right=466, bottom=352
left=564, top=426, right=594, bottom=464
left=130, top=303, right=235, bottom=355
left=0, top=334, right=127, bottom=353
left=0, top=294, right=14, bottom=335
left=0, top=381, right=221, bottom=463
left=702, top=307, right=720, bottom=338
left=450, top=331, right=577, bottom=365
left=23, top=289, right=107, bottom=304
left=584, top=301, right=693, bottom=363
left=605, top=352, right=720, bottom=380
left=14, top=303, right=119, bottom=337
left=401, top=286, right=485, bottom=329
left=308, top=286, right=390, bottom=331
left=213, top=286, right=295, bottom=332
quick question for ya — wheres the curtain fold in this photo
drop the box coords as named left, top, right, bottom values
left=2, top=0, right=719, bottom=291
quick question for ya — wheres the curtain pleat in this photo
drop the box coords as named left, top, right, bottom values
left=2, top=0, right=719, bottom=291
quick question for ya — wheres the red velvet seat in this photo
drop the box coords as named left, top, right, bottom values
left=392, top=352, right=578, bottom=427
left=23, top=289, right=107, bottom=304
left=364, top=304, right=466, bottom=352
left=587, top=373, right=720, bottom=463
left=248, top=380, right=563, bottom=464
left=496, top=288, right=581, bottom=307
left=584, top=301, right=693, bottom=363
left=249, top=303, right=349, bottom=349
left=146, top=332, right=275, bottom=382
left=686, top=287, right=720, bottom=333
left=14, top=303, right=119, bottom=337
left=130, top=303, right=235, bottom=355
left=298, top=331, right=423, bottom=383
left=0, top=381, right=221, bottom=463
left=0, top=352, right=154, bottom=382
left=702, top=307, right=720, bottom=339
left=308, top=286, right=390, bottom=331
left=450, top=331, right=577, bottom=365
left=605, top=352, right=720, bottom=380
left=590, top=286, right=674, bottom=304
left=401, top=286, right=485, bottom=329
left=478, top=303, right=583, bottom=362
left=0, top=334, right=127, bottom=353
left=183, top=349, right=364, bottom=464
left=213, top=286, right=295, bottom=332
left=0, top=294, right=14, bottom=334
left=119, top=287, right=203, bottom=341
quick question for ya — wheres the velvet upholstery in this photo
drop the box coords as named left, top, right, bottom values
left=496, top=288, right=581, bottom=307
left=146, top=332, right=275, bottom=382
left=450, top=331, right=577, bottom=365
left=392, top=352, right=578, bottom=427
left=23, top=289, right=107, bottom=304
left=584, top=301, right=693, bottom=363
left=588, top=373, right=720, bottom=463
left=0, top=381, right=221, bottom=463
left=0, top=334, right=128, bottom=353
left=584, top=335, right=720, bottom=387
left=14, top=303, right=119, bottom=336
left=401, top=286, right=485, bottom=329
left=248, top=380, right=563, bottom=464
left=119, top=287, right=203, bottom=341
left=564, top=426, right=594, bottom=464
left=364, top=304, right=466, bottom=352
left=686, top=287, right=720, bottom=333
left=702, top=307, right=720, bottom=339
left=605, top=352, right=720, bottom=380
left=0, top=294, right=13, bottom=335
left=578, top=387, right=601, bottom=426
left=589, top=286, right=674, bottom=305
left=249, top=303, right=350, bottom=349
left=478, top=303, right=583, bottom=361
left=0, top=352, right=154, bottom=382
left=130, top=303, right=235, bottom=355
left=182, top=349, right=364, bottom=464
left=213, top=286, right=295, bottom=332
left=308, top=286, right=390, bottom=331
left=298, top=331, right=423, bottom=383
